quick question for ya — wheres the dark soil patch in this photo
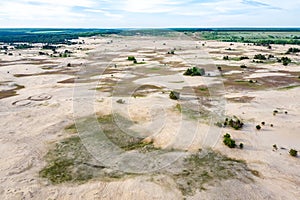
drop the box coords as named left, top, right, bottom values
left=227, top=96, right=255, bottom=103
left=0, top=84, right=24, bottom=99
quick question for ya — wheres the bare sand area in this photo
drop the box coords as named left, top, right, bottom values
left=0, top=34, right=299, bottom=199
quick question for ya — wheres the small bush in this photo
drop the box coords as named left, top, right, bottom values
left=273, top=144, right=278, bottom=151
left=128, top=56, right=136, bottom=61
left=223, top=56, right=229, bottom=60
left=289, top=149, right=298, bottom=157
left=256, top=125, right=261, bottom=130
left=240, top=64, right=247, bottom=68
left=169, top=91, right=180, bottom=100
left=261, top=122, right=265, bottom=125
left=167, top=50, right=175, bottom=54
left=240, top=56, right=249, bottom=60
left=239, top=143, right=244, bottom=149
left=254, top=54, right=267, bottom=60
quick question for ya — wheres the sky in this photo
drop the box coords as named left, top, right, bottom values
left=0, top=0, right=299, bottom=28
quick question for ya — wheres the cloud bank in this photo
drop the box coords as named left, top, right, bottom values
left=0, top=0, right=299, bottom=27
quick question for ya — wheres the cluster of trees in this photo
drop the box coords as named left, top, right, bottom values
left=254, top=54, right=267, bottom=60
left=223, top=56, right=249, bottom=61
left=286, top=48, right=300, bottom=54
left=0, top=29, right=122, bottom=44
left=42, top=44, right=57, bottom=50
left=223, top=133, right=244, bottom=149
left=223, top=117, right=244, bottom=130
left=13, top=43, right=33, bottom=49
left=278, top=57, right=292, bottom=66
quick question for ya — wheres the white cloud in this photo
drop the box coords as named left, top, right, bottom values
left=20, top=0, right=96, bottom=8
left=0, top=0, right=299, bottom=27
left=85, top=9, right=123, bottom=19
left=119, top=0, right=183, bottom=13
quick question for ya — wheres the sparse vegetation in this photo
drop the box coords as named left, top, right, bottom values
left=173, top=151, right=255, bottom=196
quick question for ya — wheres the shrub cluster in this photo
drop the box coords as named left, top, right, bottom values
left=254, top=54, right=267, bottom=60
left=223, top=134, right=236, bottom=148
left=286, top=48, right=300, bottom=54
left=277, top=57, right=291, bottom=66
left=183, top=67, right=205, bottom=76
left=223, top=117, right=244, bottom=130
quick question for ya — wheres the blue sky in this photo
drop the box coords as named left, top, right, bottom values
left=0, top=0, right=299, bottom=28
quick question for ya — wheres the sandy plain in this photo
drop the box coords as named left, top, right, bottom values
left=0, top=33, right=299, bottom=199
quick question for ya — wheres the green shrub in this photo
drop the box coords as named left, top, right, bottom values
left=240, top=64, right=247, bottom=68
left=256, top=125, right=261, bottom=130
left=277, top=57, right=291, bottom=66
left=224, top=117, right=244, bottom=130
left=240, top=56, right=249, bottom=60
left=289, top=149, right=297, bottom=157
left=239, top=143, right=244, bottom=149
left=286, top=48, right=300, bottom=54
left=223, top=56, right=229, bottom=60
left=254, top=54, right=267, bottom=60
left=128, top=56, right=136, bottom=61
left=183, top=67, right=205, bottom=76
left=223, top=134, right=236, bottom=148
left=169, top=91, right=180, bottom=100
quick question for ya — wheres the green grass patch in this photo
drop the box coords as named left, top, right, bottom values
left=277, top=85, right=300, bottom=90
